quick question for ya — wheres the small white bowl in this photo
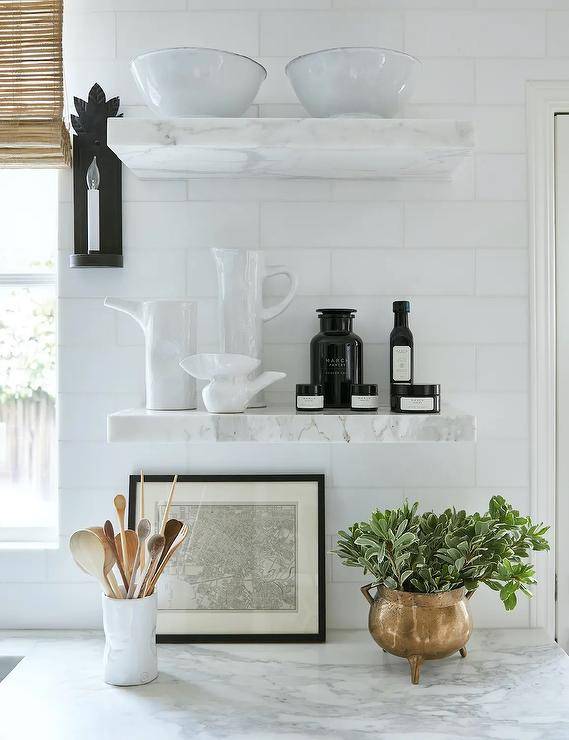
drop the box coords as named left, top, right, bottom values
left=131, top=47, right=267, bottom=117
left=285, top=47, right=421, bottom=118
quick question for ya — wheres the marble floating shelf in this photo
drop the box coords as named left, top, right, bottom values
left=107, top=118, right=474, bottom=180
left=107, top=406, right=476, bottom=444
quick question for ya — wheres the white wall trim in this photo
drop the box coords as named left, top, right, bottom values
left=527, top=81, right=569, bottom=638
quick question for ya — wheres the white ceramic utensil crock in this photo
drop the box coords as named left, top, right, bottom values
left=104, top=298, right=197, bottom=411
left=102, top=593, right=158, bottom=686
left=131, top=47, right=267, bottom=117
left=212, top=249, right=298, bottom=407
left=285, top=47, right=421, bottom=118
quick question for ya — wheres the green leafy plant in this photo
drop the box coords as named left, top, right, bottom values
left=333, top=497, right=549, bottom=611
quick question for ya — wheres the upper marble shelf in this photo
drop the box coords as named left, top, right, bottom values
left=107, top=406, right=476, bottom=444
left=107, top=118, right=474, bottom=180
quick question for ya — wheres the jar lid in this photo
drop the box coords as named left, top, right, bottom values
left=352, top=384, right=378, bottom=395
left=393, top=300, right=410, bottom=312
left=392, top=383, right=440, bottom=396
left=316, top=308, right=356, bottom=316
left=296, top=384, right=323, bottom=395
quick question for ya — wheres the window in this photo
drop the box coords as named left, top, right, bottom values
left=0, top=169, right=58, bottom=543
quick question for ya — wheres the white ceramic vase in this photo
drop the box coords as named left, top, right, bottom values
left=180, top=353, right=286, bottom=413
left=102, top=593, right=158, bottom=686
left=104, top=298, right=197, bottom=411
left=212, top=249, right=298, bottom=407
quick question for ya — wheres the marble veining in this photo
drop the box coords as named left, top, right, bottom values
left=107, top=405, right=476, bottom=443
left=107, top=118, right=474, bottom=180
left=0, top=629, right=568, bottom=739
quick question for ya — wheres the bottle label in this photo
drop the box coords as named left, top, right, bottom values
left=392, top=346, right=411, bottom=382
left=400, top=397, right=434, bottom=412
left=297, top=395, right=324, bottom=410
left=351, top=395, right=379, bottom=409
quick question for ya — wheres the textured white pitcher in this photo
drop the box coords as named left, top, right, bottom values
left=102, top=593, right=158, bottom=686
left=104, top=298, right=197, bottom=410
left=212, top=249, right=298, bottom=407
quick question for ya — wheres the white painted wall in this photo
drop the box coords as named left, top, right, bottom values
left=3, top=0, right=552, bottom=629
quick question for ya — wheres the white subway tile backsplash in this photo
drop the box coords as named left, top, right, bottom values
left=63, top=12, right=116, bottom=60
left=59, top=393, right=142, bottom=442
left=476, top=250, right=529, bottom=296
left=261, top=202, right=403, bottom=248
left=0, top=551, right=48, bottom=584
left=476, top=440, right=530, bottom=487
left=477, top=345, right=529, bottom=391
left=331, top=249, right=475, bottom=295
left=405, top=202, right=528, bottom=248
left=446, top=392, right=529, bottom=439
left=405, top=11, right=546, bottom=57
left=414, top=344, right=477, bottom=391
left=476, top=154, right=527, bottom=201
left=331, top=443, right=476, bottom=487
left=123, top=172, right=187, bottom=202
left=260, top=11, right=403, bottom=56
left=58, top=299, right=116, bottom=346
left=186, top=178, right=332, bottom=202
left=59, top=347, right=145, bottom=394
left=410, top=59, right=475, bottom=104
left=476, top=58, right=569, bottom=103
left=547, top=11, right=569, bottom=56
left=326, top=487, right=405, bottom=534
left=116, top=12, right=260, bottom=58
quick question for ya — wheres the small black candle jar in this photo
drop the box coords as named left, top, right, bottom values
left=351, top=384, right=379, bottom=411
left=310, top=309, right=363, bottom=409
left=391, top=384, right=440, bottom=414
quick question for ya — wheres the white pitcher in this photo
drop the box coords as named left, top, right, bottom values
left=212, top=249, right=298, bottom=407
left=104, top=298, right=197, bottom=411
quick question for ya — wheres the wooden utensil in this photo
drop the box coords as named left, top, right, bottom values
left=127, top=518, right=151, bottom=598
left=136, top=534, right=165, bottom=598
left=115, top=529, right=138, bottom=582
left=69, top=530, right=113, bottom=597
left=140, top=470, right=146, bottom=570
left=103, top=520, right=129, bottom=591
left=87, top=526, right=122, bottom=598
left=160, top=474, right=178, bottom=534
left=155, top=519, right=183, bottom=573
left=147, top=523, right=189, bottom=594
left=114, top=494, right=128, bottom=574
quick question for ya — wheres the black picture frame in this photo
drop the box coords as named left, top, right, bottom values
left=128, top=473, right=326, bottom=643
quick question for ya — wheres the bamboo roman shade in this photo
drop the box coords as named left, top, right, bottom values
left=0, top=0, right=70, bottom=167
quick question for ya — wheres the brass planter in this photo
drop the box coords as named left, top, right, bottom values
left=361, top=583, right=473, bottom=684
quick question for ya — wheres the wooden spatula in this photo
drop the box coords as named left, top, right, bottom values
left=115, top=530, right=138, bottom=582
left=136, top=534, right=165, bottom=598
left=155, top=519, right=183, bottom=573
left=103, top=520, right=129, bottom=591
left=127, top=518, right=151, bottom=598
left=147, top=523, right=189, bottom=594
left=69, top=530, right=113, bottom=597
left=114, top=494, right=128, bottom=574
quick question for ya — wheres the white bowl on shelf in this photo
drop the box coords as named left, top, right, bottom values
left=131, top=47, right=267, bottom=117
left=285, top=47, right=421, bottom=118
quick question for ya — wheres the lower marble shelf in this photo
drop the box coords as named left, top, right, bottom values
left=107, top=406, right=476, bottom=444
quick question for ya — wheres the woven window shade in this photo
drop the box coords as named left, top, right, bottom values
left=0, top=0, right=70, bottom=167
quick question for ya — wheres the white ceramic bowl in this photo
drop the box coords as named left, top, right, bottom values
left=131, top=47, right=267, bottom=117
left=285, top=47, right=421, bottom=118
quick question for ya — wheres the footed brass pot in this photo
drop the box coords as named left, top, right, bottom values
left=361, top=583, right=473, bottom=684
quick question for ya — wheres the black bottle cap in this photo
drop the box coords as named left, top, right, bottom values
left=296, top=384, right=323, bottom=395
left=393, top=300, right=410, bottom=313
left=352, top=384, right=378, bottom=395
left=392, top=383, right=440, bottom=396
left=316, top=308, right=357, bottom=316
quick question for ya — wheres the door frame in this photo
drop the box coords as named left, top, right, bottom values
left=527, top=81, right=569, bottom=639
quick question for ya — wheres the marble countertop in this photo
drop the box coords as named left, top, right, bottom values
left=0, top=629, right=568, bottom=739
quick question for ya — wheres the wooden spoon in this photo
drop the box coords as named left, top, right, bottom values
left=147, top=523, right=189, bottom=594
left=160, top=475, right=178, bottom=534
left=127, top=518, right=151, bottom=598
left=155, top=519, right=183, bottom=573
left=115, top=530, right=138, bottom=582
left=103, top=520, right=129, bottom=591
left=114, top=494, right=128, bottom=574
left=136, top=534, right=165, bottom=598
left=140, top=470, right=146, bottom=570
left=69, top=530, right=113, bottom=597
left=86, top=526, right=122, bottom=598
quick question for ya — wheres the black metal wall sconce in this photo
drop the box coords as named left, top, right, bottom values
left=69, top=83, right=123, bottom=268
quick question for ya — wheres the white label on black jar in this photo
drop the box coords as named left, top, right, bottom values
left=351, top=395, right=379, bottom=409
left=393, top=346, right=411, bottom=382
left=297, top=395, right=324, bottom=410
left=400, top=397, right=434, bottom=411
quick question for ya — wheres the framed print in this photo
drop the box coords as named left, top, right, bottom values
left=128, top=474, right=325, bottom=643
